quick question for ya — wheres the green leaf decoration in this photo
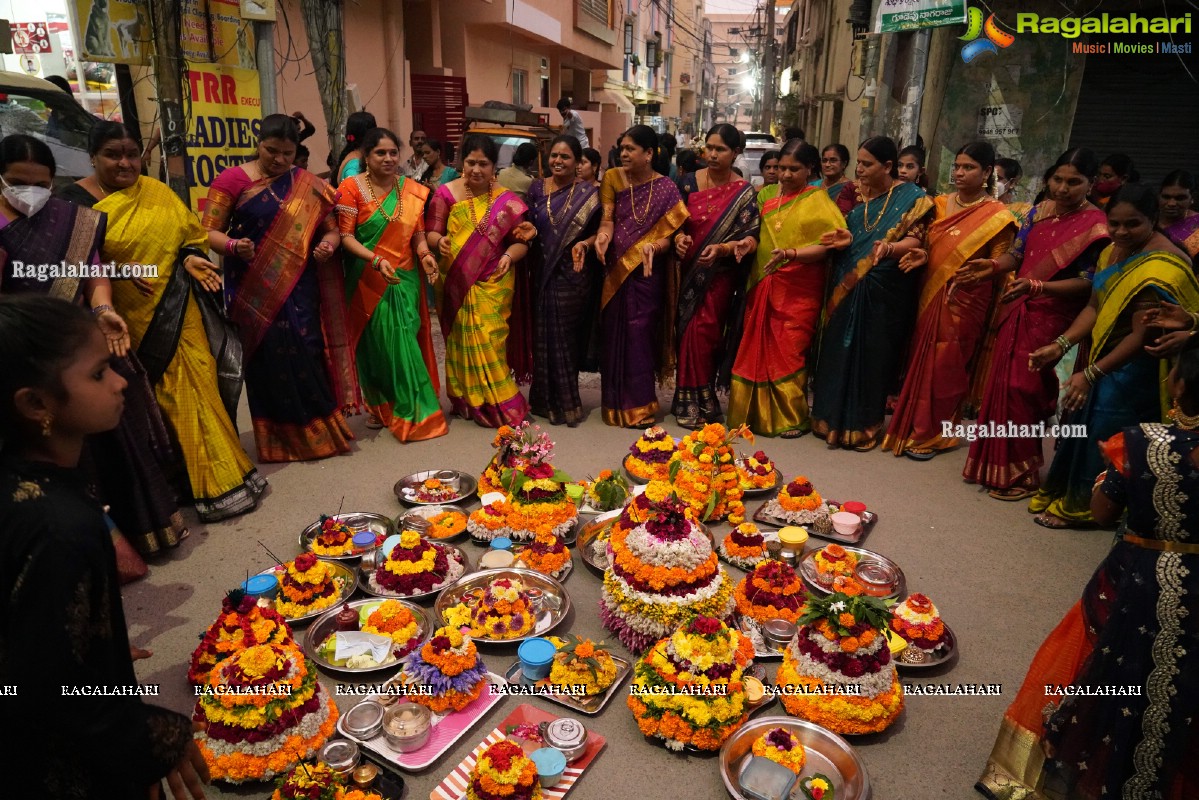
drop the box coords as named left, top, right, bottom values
left=668, top=459, right=682, bottom=481
left=703, top=490, right=718, bottom=521
left=551, top=468, right=574, bottom=484
left=798, top=591, right=893, bottom=633
left=799, top=773, right=835, bottom=800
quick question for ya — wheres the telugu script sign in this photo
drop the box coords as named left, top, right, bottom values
left=876, top=0, right=967, bottom=33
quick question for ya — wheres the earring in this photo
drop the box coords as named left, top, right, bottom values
left=41, top=415, right=52, bottom=437
left=1169, top=398, right=1199, bottom=430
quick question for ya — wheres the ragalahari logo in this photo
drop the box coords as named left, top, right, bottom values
left=960, top=6, right=1016, bottom=62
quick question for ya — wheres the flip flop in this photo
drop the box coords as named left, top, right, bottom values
left=904, top=449, right=936, bottom=461
left=1032, top=513, right=1073, bottom=529
left=852, top=439, right=879, bottom=453
left=988, top=487, right=1035, bottom=501
left=780, top=429, right=808, bottom=440
left=365, top=415, right=384, bottom=430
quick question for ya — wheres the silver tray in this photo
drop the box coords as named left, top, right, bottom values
left=799, top=545, right=906, bottom=601
left=397, top=505, right=469, bottom=541
left=735, top=615, right=786, bottom=661
left=512, top=546, right=574, bottom=582
left=303, top=598, right=431, bottom=676
left=434, top=567, right=571, bottom=644
left=359, top=542, right=472, bottom=602
left=736, top=460, right=782, bottom=497
left=719, top=716, right=870, bottom=800
left=257, top=560, right=359, bottom=626
left=501, top=651, right=632, bottom=715
left=622, top=453, right=669, bottom=485
left=894, top=624, right=957, bottom=670
left=577, top=512, right=621, bottom=574
left=753, top=496, right=879, bottom=545
left=394, top=470, right=479, bottom=506
left=299, top=512, right=395, bottom=561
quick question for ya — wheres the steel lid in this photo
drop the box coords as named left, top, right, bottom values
left=544, top=717, right=587, bottom=748
left=343, top=700, right=386, bottom=738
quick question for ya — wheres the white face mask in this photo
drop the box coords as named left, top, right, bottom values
left=1, top=177, right=51, bottom=217
left=994, top=179, right=1008, bottom=197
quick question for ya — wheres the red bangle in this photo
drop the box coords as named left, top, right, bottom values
left=225, top=239, right=236, bottom=255
left=991, top=258, right=1000, bottom=271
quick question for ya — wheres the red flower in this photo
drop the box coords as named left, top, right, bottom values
left=754, top=451, right=768, bottom=461
left=293, top=552, right=318, bottom=572
left=430, top=635, right=451, bottom=651
left=688, top=616, right=723, bottom=635
left=786, top=479, right=813, bottom=497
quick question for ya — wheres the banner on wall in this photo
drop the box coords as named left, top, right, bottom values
left=71, top=0, right=150, bottom=64
left=240, top=0, right=276, bottom=22
left=182, top=0, right=214, bottom=63
left=209, top=0, right=257, bottom=69
left=875, top=0, right=967, bottom=33
left=186, top=63, right=262, bottom=214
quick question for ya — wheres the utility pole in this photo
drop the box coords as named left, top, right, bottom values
left=761, top=0, right=777, bottom=134
left=149, top=0, right=190, bottom=204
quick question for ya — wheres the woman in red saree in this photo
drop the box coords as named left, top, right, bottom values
left=884, top=142, right=1016, bottom=458
left=204, top=114, right=356, bottom=462
left=671, top=124, right=760, bottom=428
left=425, top=134, right=534, bottom=427
left=337, top=127, right=447, bottom=443
left=962, top=148, right=1110, bottom=499
left=727, top=140, right=846, bottom=437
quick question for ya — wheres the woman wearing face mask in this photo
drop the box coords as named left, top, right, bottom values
left=0, top=133, right=182, bottom=576
left=425, top=134, right=536, bottom=427
left=204, top=114, right=355, bottom=462
left=727, top=140, right=846, bottom=438
left=809, top=136, right=935, bottom=451
left=1093, top=153, right=1138, bottom=209
left=1157, top=169, right=1199, bottom=258
left=671, top=124, right=760, bottom=428
left=418, top=138, right=459, bottom=189
left=58, top=121, right=263, bottom=528
left=962, top=148, right=1110, bottom=500
left=882, top=142, right=1017, bottom=460
left=337, top=128, right=446, bottom=442
left=593, top=125, right=689, bottom=428
left=526, top=135, right=601, bottom=427
left=1024, top=185, right=1199, bottom=529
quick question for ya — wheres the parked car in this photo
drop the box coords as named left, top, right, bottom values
left=0, top=71, right=97, bottom=189
left=735, top=132, right=779, bottom=188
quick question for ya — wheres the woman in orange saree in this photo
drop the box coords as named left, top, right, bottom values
left=203, top=114, right=356, bottom=462
left=961, top=148, right=1109, bottom=499
left=337, top=128, right=447, bottom=443
left=727, top=140, right=845, bottom=437
left=672, top=124, right=760, bottom=428
left=884, top=142, right=1016, bottom=458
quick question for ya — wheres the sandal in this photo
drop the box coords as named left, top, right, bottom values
left=365, top=415, right=384, bottom=430
left=780, top=429, right=808, bottom=440
left=852, top=439, right=879, bottom=453
left=1033, top=513, right=1097, bottom=530
left=988, top=487, right=1035, bottom=502
left=904, top=449, right=936, bottom=461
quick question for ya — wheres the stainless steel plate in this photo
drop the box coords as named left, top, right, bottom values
left=719, top=716, right=870, bottom=800
left=736, top=460, right=782, bottom=497
left=359, top=543, right=471, bottom=602
left=735, top=615, right=785, bottom=661
left=753, top=498, right=879, bottom=545
left=799, top=545, right=906, bottom=601
left=303, top=598, right=431, bottom=676
left=299, top=512, right=395, bottom=561
left=501, top=651, right=632, bottom=715
left=434, top=567, right=571, bottom=644
left=577, top=512, right=621, bottom=574
left=398, top=505, right=469, bottom=541
left=393, top=470, right=479, bottom=506
left=257, top=560, right=358, bottom=626
left=894, top=624, right=958, bottom=671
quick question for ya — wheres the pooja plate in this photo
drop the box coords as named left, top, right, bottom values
left=304, top=598, right=432, bottom=676
left=359, top=543, right=472, bottom=602
left=433, top=568, right=571, bottom=644
left=394, top=470, right=479, bottom=506
left=799, top=546, right=906, bottom=601
left=736, top=460, right=782, bottom=497
left=500, top=651, right=632, bottom=715
left=719, top=716, right=869, bottom=800
left=752, top=497, right=879, bottom=545
left=399, top=505, right=470, bottom=541
left=511, top=546, right=574, bottom=582
left=622, top=453, right=669, bottom=485
left=894, top=624, right=958, bottom=671
left=734, top=615, right=787, bottom=661
left=299, top=512, right=395, bottom=561
left=468, top=514, right=580, bottom=548
left=336, top=672, right=507, bottom=773
left=256, top=560, right=359, bottom=626
left=577, top=511, right=621, bottom=574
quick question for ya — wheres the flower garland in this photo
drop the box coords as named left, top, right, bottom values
left=276, top=554, right=342, bottom=618
left=734, top=560, right=806, bottom=623
left=311, top=516, right=356, bottom=556
left=625, top=426, right=677, bottom=482
left=467, top=497, right=577, bottom=543
left=626, top=617, right=753, bottom=751
left=718, top=522, right=768, bottom=570
left=736, top=450, right=779, bottom=491
left=428, top=509, right=468, bottom=538
left=548, top=634, right=619, bottom=695
left=467, top=740, right=542, bottom=800
left=667, top=423, right=750, bottom=524
left=752, top=727, right=807, bottom=774
left=189, top=592, right=295, bottom=685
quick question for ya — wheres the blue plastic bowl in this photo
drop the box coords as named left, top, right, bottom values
left=490, top=537, right=513, bottom=551
left=517, top=637, right=557, bottom=680
left=530, top=747, right=567, bottom=788
left=241, top=574, right=279, bottom=600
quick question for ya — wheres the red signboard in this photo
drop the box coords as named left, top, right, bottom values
left=11, top=22, right=51, bottom=55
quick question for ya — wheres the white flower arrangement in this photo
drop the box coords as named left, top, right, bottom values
left=624, top=522, right=711, bottom=570
left=762, top=498, right=834, bottom=532
left=201, top=684, right=332, bottom=760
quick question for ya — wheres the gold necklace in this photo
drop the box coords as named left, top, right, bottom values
left=544, top=178, right=577, bottom=227
left=861, top=183, right=896, bottom=232
left=467, top=185, right=495, bottom=235
left=1170, top=402, right=1199, bottom=430
left=953, top=192, right=987, bottom=210
left=628, top=172, right=656, bottom=224
left=773, top=187, right=806, bottom=232
left=365, top=173, right=403, bottom=223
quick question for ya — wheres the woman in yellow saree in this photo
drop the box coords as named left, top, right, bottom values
left=1026, top=184, right=1199, bottom=528
left=337, top=128, right=447, bottom=442
left=425, top=134, right=534, bottom=427
left=883, top=142, right=1017, bottom=458
left=727, top=140, right=846, bottom=437
left=59, top=122, right=264, bottom=522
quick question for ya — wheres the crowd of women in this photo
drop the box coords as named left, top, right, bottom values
left=0, top=112, right=1197, bottom=560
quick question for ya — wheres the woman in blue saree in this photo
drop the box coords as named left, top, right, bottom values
left=811, top=136, right=935, bottom=450
left=527, top=135, right=601, bottom=426
left=1027, top=184, right=1199, bottom=528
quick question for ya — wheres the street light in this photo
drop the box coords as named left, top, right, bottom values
left=739, top=74, right=755, bottom=93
